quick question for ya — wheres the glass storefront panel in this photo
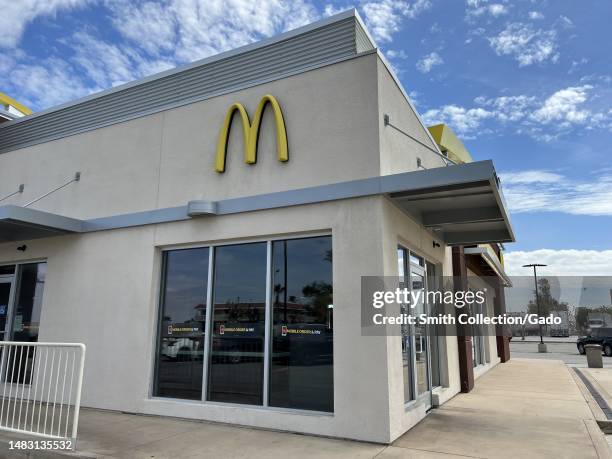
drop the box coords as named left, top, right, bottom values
left=471, top=300, right=486, bottom=367
left=154, top=248, right=209, bottom=400
left=8, top=262, right=47, bottom=384
left=0, top=280, right=12, bottom=341
left=208, top=243, right=267, bottom=405
left=427, top=262, right=442, bottom=388
left=398, top=248, right=414, bottom=402
left=12, top=262, right=46, bottom=342
left=410, top=266, right=430, bottom=396
left=269, top=237, right=333, bottom=412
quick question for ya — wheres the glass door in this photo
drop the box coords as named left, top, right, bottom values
left=0, top=277, right=14, bottom=342
left=410, top=260, right=432, bottom=408
left=398, top=247, right=433, bottom=409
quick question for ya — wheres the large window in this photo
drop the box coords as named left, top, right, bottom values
left=397, top=249, right=414, bottom=402
left=153, top=236, right=334, bottom=412
left=269, top=237, right=333, bottom=412
left=154, top=248, right=209, bottom=400
left=208, top=243, right=267, bottom=405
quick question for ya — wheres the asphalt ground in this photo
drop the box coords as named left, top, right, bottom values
left=510, top=337, right=612, bottom=368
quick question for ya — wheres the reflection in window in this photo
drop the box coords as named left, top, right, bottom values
left=411, top=268, right=429, bottom=397
left=270, top=237, right=333, bottom=412
left=0, top=265, right=15, bottom=276
left=397, top=248, right=413, bottom=402
left=208, top=243, right=267, bottom=405
left=12, top=263, right=46, bottom=342
left=154, top=248, right=209, bottom=400
left=428, top=262, right=443, bottom=388
left=9, top=262, right=46, bottom=384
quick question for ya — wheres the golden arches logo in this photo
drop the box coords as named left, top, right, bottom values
left=215, top=94, right=288, bottom=173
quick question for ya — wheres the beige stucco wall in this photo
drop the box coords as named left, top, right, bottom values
left=376, top=59, right=447, bottom=176
left=0, top=53, right=381, bottom=220
left=0, top=196, right=400, bottom=443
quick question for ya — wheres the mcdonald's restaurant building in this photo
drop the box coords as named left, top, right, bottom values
left=0, top=11, right=514, bottom=443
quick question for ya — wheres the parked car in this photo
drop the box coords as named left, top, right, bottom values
left=577, top=327, right=612, bottom=356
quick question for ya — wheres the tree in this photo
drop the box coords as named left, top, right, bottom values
left=575, top=307, right=589, bottom=334
left=302, top=281, right=333, bottom=323
left=527, top=278, right=568, bottom=316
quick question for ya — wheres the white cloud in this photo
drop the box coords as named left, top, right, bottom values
left=108, top=1, right=178, bottom=56
left=361, top=0, right=432, bottom=43
left=474, top=94, right=536, bottom=122
left=488, top=22, right=559, bottom=66
left=422, top=85, right=609, bottom=138
left=0, top=0, right=89, bottom=49
left=504, top=250, right=612, bottom=276
left=530, top=85, right=592, bottom=126
left=108, top=0, right=320, bottom=63
left=9, top=58, right=97, bottom=108
left=421, top=105, right=493, bottom=134
left=0, top=0, right=323, bottom=110
left=487, top=4, right=507, bottom=16
left=71, top=32, right=141, bottom=88
left=466, top=0, right=508, bottom=20
left=407, top=90, right=421, bottom=107
left=323, top=4, right=346, bottom=16
left=499, top=170, right=612, bottom=216
left=386, top=49, right=408, bottom=59
left=416, top=51, right=443, bottom=73
left=500, top=170, right=564, bottom=184
left=528, top=11, right=544, bottom=20
left=568, top=58, right=588, bottom=75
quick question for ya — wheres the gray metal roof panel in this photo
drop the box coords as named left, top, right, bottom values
left=0, top=10, right=375, bottom=155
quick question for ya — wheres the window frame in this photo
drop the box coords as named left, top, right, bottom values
left=150, top=232, right=334, bottom=415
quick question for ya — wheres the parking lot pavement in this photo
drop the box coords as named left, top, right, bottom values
left=510, top=339, right=612, bottom=367
left=514, top=335, right=579, bottom=344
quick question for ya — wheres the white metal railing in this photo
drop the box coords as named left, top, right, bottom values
left=0, top=342, right=86, bottom=447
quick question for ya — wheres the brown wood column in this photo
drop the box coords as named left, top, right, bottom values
left=452, top=246, right=474, bottom=393
left=493, top=276, right=511, bottom=362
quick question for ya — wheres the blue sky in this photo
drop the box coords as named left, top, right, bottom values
left=1, top=0, right=611, bottom=275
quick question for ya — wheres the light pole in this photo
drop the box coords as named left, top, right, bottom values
left=523, top=263, right=547, bottom=353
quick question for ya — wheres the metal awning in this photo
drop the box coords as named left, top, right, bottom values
left=0, top=161, right=514, bottom=246
left=387, top=161, right=514, bottom=245
left=464, top=246, right=513, bottom=286
left=0, top=205, right=83, bottom=242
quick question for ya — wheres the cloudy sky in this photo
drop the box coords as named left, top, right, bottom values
left=1, top=0, right=611, bottom=276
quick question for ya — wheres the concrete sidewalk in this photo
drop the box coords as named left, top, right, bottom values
left=395, top=358, right=609, bottom=458
left=1, top=359, right=609, bottom=458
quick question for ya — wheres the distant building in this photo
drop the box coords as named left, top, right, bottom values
left=0, top=92, right=32, bottom=123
